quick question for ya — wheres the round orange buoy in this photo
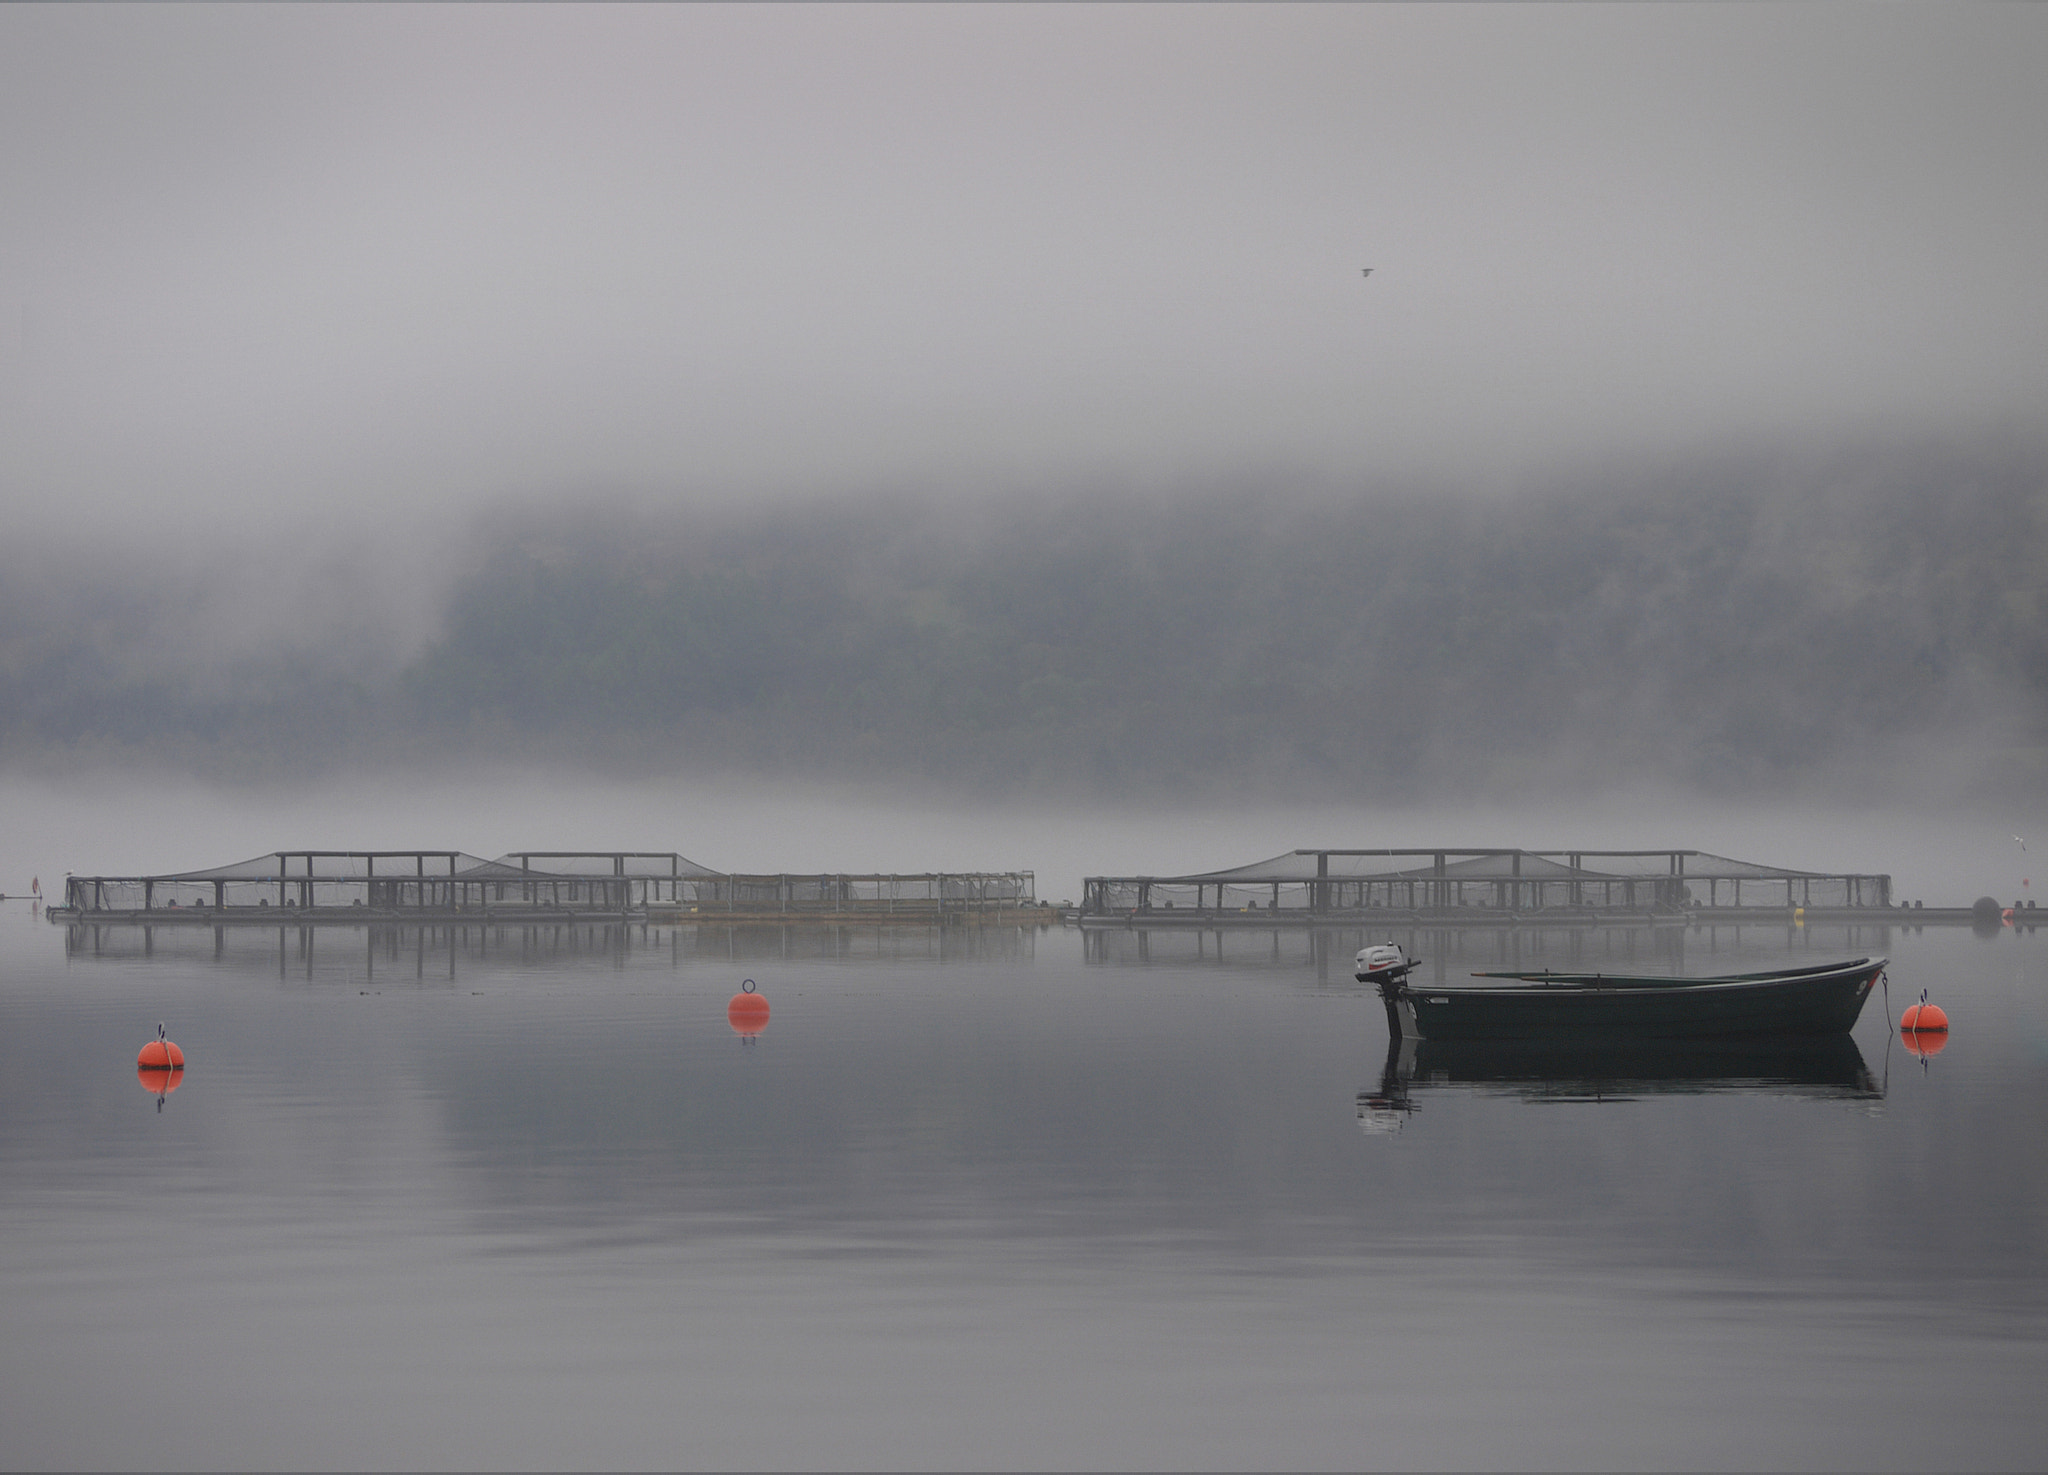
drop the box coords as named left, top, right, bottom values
left=1900, top=1002, right=1949, bottom=1032
left=727, top=979, right=770, bottom=1037
left=137, top=1064, right=184, bottom=1096
left=138, top=1023, right=186, bottom=1071
left=138, top=1024, right=185, bottom=1109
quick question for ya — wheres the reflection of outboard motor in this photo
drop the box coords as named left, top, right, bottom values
left=1356, top=1034, right=1419, bottom=1135
left=1356, top=941, right=1419, bottom=1038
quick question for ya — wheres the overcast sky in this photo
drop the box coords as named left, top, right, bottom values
left=2, top=4, right=2043, bottom=532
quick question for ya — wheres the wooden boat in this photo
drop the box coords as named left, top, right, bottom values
left=1356, top=948, right=1886, bottom=1041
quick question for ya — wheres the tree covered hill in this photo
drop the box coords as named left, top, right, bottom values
left=4, top=438, right=2044, bottom=800
left=399, top=441, right=2048, bottom=798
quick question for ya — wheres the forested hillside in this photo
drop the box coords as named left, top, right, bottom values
left=5, top=440, right=2045, bottom=799
left=398, top=441, right=2048, bottom=797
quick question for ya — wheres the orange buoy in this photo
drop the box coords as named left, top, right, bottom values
left=137, top=1064, right=185, bottom=1096
left=727, top=979, right=770, bottom=1037
left=1900, top=1002, right=1949, bottom=1032
left=138, top=1023, right=186, bottom=1071
left=138, top=1024, right=186, bottom=1108
left=1900, top=986, right=1949, bottom=1037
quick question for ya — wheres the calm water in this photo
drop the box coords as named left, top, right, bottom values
left=3, top=908, right=2044, bottom=1470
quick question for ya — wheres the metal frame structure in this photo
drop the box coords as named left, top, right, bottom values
left=60, top=850, right=1035, bottom=921
left=1081, top=847, right=1892, bottom=918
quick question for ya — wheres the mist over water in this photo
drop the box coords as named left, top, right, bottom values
left=3, top=6, right=2045, bottom=820
left=4, top=436, right=2046, bottom=818
left=4, top=7, right=2047, bottom=1469
left=3, top=769, right=2040, bottom=915
left=5, top=8, right=2046, bottom=521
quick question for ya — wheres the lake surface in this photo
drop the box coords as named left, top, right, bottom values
left=3, top=907, right=2044, bottom=1470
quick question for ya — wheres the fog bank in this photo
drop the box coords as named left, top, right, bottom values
left=3, top=6, right=2045, bottom=525
left=2, top=437, right=2043, bottom=812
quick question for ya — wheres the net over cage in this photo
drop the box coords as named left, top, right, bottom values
left=1082, top=848, right=1888, bottom=914
left=482, top=853, right=722, bottom=908
left=694, top=872, right=1035, bottom=911
left=63, top=851, right=1039, bottom=915
left=66, top=851, right=493, bottom=912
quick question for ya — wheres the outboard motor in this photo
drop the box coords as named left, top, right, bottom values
left=1354, top=941, right=1413, bottom=986
left=1356, top=941, right=1417, bottom=1038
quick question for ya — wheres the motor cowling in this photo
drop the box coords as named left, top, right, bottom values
left=1355, top=942, right=1409, bottom=983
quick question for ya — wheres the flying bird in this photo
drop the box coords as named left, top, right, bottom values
left=1360, top=268, right=1373, bottom=277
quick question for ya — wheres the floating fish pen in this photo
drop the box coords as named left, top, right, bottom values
left=1080, top=848, right=1895, bottom=924
left=56, top=850, right=1037, bottom=926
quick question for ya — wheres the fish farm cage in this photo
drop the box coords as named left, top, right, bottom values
left=1081, top=848, right=1894, bottom=922
left=57, top=850, right=1036, bottom=924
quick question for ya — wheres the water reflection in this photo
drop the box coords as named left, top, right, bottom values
left=1085, top=919, right=1901, bottom=982
left=62, top=918, right=1041, bottom=982
left=7, top=910, right=2045, bottom=1469
left=135, top=1064, right=183, bottom=1112
left=1900, top=1026, right=1950, bottom=1061
left=1360, top=1031, right=1881, bottom=1130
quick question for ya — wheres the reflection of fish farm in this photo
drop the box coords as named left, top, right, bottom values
left=1083, top=918, right=1905, bottom=981
left=64, top=916, right=1042, bottom=975
left=1082, top=848, right=1896, bottom=923
left=56, top=851, right=1038, bottom=926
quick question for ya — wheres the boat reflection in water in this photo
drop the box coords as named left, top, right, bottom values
left=1357, top=1032, right=1881, bottom=1133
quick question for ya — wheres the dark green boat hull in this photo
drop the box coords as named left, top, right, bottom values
left=1385, top=957, right=1886, bottom=1042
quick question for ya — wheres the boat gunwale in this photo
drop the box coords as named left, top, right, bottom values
left=1420, top=956, right=1885, bottom=998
